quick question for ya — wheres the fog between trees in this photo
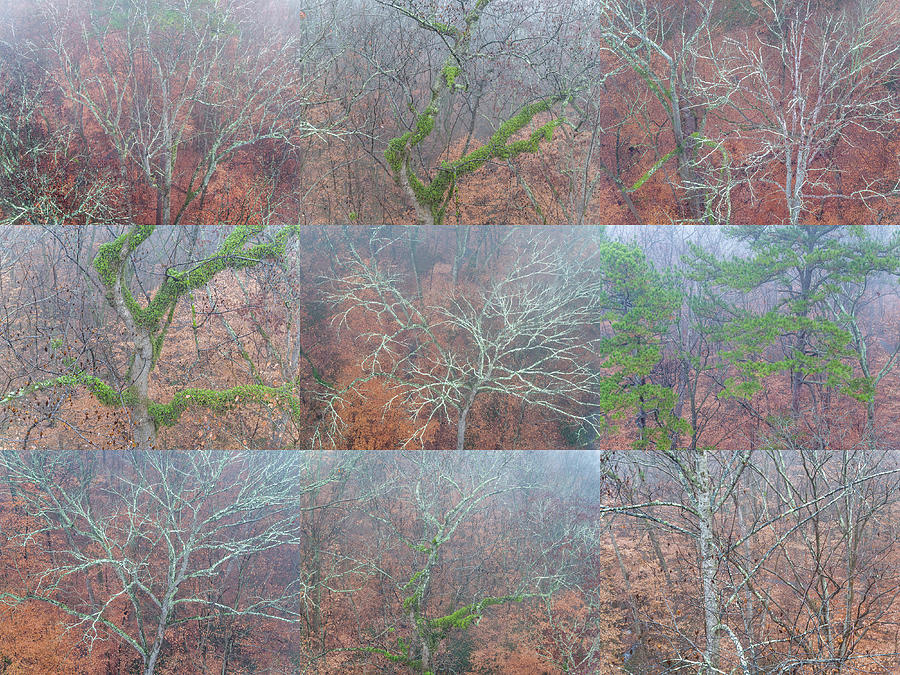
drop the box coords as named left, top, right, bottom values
left=2, top=0, right=900, bottom=672
left=0, top=224, right=899, bottom=673
left=1, top=0, right=899, bottom=227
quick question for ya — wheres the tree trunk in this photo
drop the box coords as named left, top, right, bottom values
left=452, top=225, right=470, bottom=285
left=456, top=386, right=480, bottom=451
left=696, top=448, right=720, bottom=671
left=156, top=189, right=171, bottom=228
left=107, top=253, right=158, bottom=450
left=418, top=614, right=432, bottom=674
left=790, top=366, right=803, bottom=416
left=399, top=160, right=435, bottom=226
left=143, top=597, right=170, bottom=675
left=456, top=405, right=470, bottom=451
left=130, top=333, right=156, bottom=450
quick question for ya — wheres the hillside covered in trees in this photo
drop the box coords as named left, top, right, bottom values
left=0, top=224, right=899, bottom=674
left=0, top=0, right=898, bottom=227
left=2, top=0, right=900, bottom=674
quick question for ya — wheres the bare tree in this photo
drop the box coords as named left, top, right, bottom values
left=720, top=0, right=900, bottom=224
left=0, top=15, right=116, bottom=226
left=590, top=0, right=736, bottom=224
left=320, top=227, right=614, bottom=449
left=352, top=451, right=554, bottom=673
left=724, top=423, right=900, bottom=673
left=42, top=0, right=340, bottom=226
left=0, top=449, right=354, bottom=675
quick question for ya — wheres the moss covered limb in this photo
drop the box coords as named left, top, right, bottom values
left=0, top=371, right=137, bottom=408
left=92, top=224, right=302, bottom=336
left=383, top=0, right=565, bottom=224
left=92, top=225, right=156, bottom=288
left=385, top=99, right=439, bottom=177
left=123, top=224, right=302, bottom=334
left=358, top=643, right=422, bottom=671
left=435, top=98, right=564, bottom=223
left=626, top=131, right=731, bottom=221
left=92, top=222, right=303, bottom=388
left=147, top=382, right=305, bottom=428
left=2, top=373, right=308, bottom=438
left=396, top=590, right=526, bottom=672
left=71, top=225, right=310, bottom=447
left=397, top=551, right=527, bottom=671
left=427, top=594, right=524, bottom=634
left=387, top=92, right=567, bottom=224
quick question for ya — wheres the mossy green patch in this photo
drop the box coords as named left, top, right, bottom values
left=93, top=225, right=155, bottom=288
left=427, top=595, right=523, bottom=634
left=148, top=382, right=305, bottom=428
left=1, top=371, right=138, bottom=408
left=359, top=643, right=421, bottom=670
left=387, top=94, right=566, bottom=224
left=442, top=63, right=461, bottom=89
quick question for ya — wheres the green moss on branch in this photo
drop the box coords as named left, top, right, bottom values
left=427, top=594, right=524, bottom=634
left=124, top=224, right=302, bottom=334
left=387, top=94, right=566, bottom=224
left=92, top=225, right=155, bottom=288
left=147, top=382, right=305, bottom=428
left=442, top=63, right=461, bottom=89
left=359, top=643, right=422, bottom=671
left=1, top=372, right=137, bottom=408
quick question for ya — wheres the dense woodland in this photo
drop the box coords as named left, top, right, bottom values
left=0, top=0, right=898, bottom=226
left=0, top=224, right=899, bottom=674
left=2, top=0, right=900, bottom=673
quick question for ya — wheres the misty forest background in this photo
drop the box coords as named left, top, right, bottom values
left=1, top=223, right=900, bottom=674
left=2, top=0, right=900, bottom=674
left=0, top=0, right=899, bottom=227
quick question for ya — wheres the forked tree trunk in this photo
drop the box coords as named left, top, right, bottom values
left=399, top=160, right=435, bottom=226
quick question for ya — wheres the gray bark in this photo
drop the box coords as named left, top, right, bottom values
left=696, top=448, right=720, bottom=671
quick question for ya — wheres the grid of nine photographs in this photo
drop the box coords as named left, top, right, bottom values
left=2, top=0, right=900, bottom=673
